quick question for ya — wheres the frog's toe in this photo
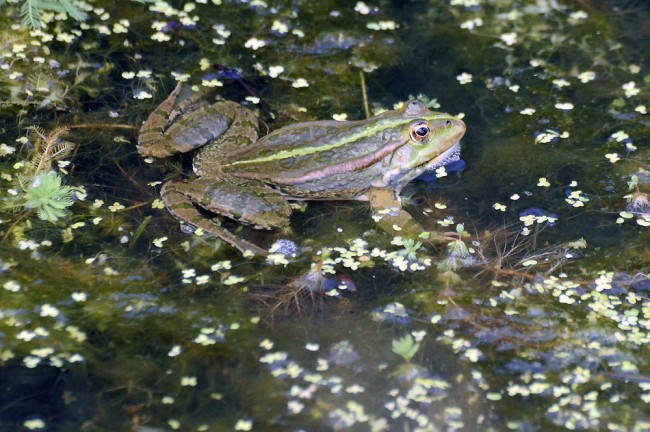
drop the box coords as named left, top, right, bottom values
left=277, top=225, right=294, bottom=236
left=426, top=230, right=458, bottom=245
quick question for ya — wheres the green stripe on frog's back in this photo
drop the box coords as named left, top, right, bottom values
left=225, top=114, right=414, bottom=168
left=223, top=122, right=408, bottom=189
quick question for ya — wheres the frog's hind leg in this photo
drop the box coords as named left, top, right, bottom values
left=161, top=178, right=290, bottom=255
left=137, top=83, right=251, bottom=159
left=138, top=83, right=189, bottom=158
left=193, top=104, right=259, bottom=176
left=161, top=180, right=268, bottom=255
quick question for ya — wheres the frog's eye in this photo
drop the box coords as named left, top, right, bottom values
left=409, top=121, right=431, bottom=143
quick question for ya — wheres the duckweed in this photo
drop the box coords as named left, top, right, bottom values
left=0, top=0, right=648, bottom=430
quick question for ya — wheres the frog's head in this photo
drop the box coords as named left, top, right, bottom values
left=379, top=100, right=466, bottom=192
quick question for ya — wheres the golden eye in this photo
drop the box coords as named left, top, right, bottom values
left=409, top=121, right=431, bottom=143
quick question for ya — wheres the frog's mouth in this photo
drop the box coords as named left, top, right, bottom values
left=422, top=140, right=461, bottom=172
left=381, top=140, right=463, bottom=192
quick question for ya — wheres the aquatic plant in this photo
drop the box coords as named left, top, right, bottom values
left=436, top=224, right=472, bottom=285
left=0, top=0, right=648, bottom=430
left=25, top=126, right=74, bottom=175
left=10, top=0, right=88, bottom=29
left=0, top=126, right=76, bottom=223
left=391, top=334, right=420, bottom=363
left=22, top=171, right=73, bottom=221
left=625, top=175, right=650, bottom=215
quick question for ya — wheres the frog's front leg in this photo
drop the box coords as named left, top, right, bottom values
left=368, top=188, right=455, bottom=245
left=160, top=177, right=292, bottom=255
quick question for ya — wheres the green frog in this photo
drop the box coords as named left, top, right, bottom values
left=138, top=83, right=466, bottom=255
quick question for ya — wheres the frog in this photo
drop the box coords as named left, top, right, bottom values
left=137, top=83, right=466, bottom=255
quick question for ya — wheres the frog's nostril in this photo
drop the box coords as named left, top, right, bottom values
left=445, top=120, right=452, bottom=127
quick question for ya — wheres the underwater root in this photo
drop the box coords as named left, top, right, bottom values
left=248, top=269, right=338, bottom=317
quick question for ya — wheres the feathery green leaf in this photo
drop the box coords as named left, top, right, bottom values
left=20, top=1, right=41, bottom=30
left=24, top=172, right=74, bottom=221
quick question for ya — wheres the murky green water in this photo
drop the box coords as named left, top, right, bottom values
left=1, top=0, right=648, bottom=431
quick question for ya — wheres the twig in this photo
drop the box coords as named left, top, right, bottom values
left=67, top=123, right=139, bottom=131
left=360, top=70, right=370, bottom=119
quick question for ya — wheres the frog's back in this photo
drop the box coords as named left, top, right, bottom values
left=222, top=118, right=409, bottom=198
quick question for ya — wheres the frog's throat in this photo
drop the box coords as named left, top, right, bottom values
left=420, top=140, right=461, bottom=171
left=379, top=140, right=462, bottom=192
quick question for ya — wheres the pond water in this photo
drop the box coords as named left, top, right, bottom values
left=0, top=0, right=648, bottom=431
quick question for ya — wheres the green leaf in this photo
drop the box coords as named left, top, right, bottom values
left=51, top=0, right=88, bottom=22
left=447, top=238, right=469, bottom=258
left=391, top=335, right=420, bottom=362
left=18, top=0, right=89, bottom=29
left=24, top=172, right=74, bottom=221
left=130, top=216, right=152, bottom=248
left=20, top=1, right=41, bottom=30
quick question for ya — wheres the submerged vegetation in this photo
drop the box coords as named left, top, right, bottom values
left=2, top=126, right=77, bottom=222
left=22, top=171, right=74, bottom=221
left=16, top=0, right=88, bottom=30
left=0, top=0, right=648, bottom=430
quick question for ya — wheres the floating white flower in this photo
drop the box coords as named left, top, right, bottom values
left=610, top=130, right=629, bottom=142
left=40, top=304, right=60, bottom=317
left=450, top=0, right=481, bottom=6
left=71, top=292, right=87, bottom=302
left=181, top=376, right=197, bottom=386
left=24, top=419, right=46, bottom=430
left=3, top=280, right=20, bottom=292
left=456, top=72, right=473, bottom=84
left=133, top=90, right=152, bottom=100
left=622, top=81, right=639, bottom=97
left=271, top=20, right=289, bottom=34
left=244, top=37, right=266, bottom=50
left=554, top=102, right=574, bottom=110
left=553, top=78, right=570, bottom=88
left=500, top=32, right=517, bottom=46
left=151, top=31, right=171, bottom=42
left=152, top=236, right=167, bottom=247
left=234, top=419, right=253, bottom=431
left=292, top=78, right=309, bottom=88
left=569, top=10, right=588, bottom=20
left=268, top=65, right=284, bottom=78
left=460, top=18, right=483, bottom=29
left=354, top=1, right=371, bottom=14
left=367, top=21, right=398, bottom=31
left=577, top=71, right=596, bottom=83
left=182, top=268, right=196, bottom=278
left=195, top=275, right=210, bottom=285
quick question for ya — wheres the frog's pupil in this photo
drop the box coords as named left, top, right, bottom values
left=416, top=126, right=428, bottom=136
